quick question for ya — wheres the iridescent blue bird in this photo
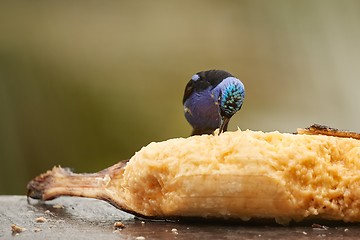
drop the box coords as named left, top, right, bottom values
left=183, top=70, right=245, bottom=136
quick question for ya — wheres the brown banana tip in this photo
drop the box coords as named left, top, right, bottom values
left=26, top=177, right=46, bottom=200
left=298, top=124, right=360, bottom=140
left=26, top=166, right=70, bottom=201
left=26, top=188, right=38, bottom=204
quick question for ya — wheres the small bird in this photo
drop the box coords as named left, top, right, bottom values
left=183, top=70, right=245, bottom=136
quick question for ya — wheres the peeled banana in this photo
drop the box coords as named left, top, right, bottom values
left=27, top=125, right=360, bottom=224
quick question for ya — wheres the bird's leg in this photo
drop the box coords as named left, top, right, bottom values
left=218, top=116, right=230, bottom=135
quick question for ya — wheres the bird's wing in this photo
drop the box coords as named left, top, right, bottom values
left=183, top=80, right=212, bottom=104
left=183, top=80, right=195, bottom=104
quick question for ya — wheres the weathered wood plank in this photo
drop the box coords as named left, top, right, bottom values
left=1, top=196, right=360, bottom=239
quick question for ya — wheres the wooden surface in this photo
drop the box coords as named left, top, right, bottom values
left=1, top=196, right=360, bottom=239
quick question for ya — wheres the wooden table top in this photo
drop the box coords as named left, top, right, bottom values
left=1, top=196, right=360, bottom=240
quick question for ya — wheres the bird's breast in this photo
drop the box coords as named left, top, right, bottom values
left=183, top=89, right=221, bottom=131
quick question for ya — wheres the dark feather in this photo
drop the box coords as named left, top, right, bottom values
left=182, top=70, right=233, bottom=104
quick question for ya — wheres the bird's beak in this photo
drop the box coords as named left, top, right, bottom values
left=219, top=116, right=230, bottom=135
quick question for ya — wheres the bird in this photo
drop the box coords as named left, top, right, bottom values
left=183, top=70, right=245, bottom=136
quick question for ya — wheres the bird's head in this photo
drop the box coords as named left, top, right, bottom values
left=216, top=77, right=245, bottom=133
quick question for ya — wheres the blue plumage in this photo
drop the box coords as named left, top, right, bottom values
left=183, top=70, right=245, bottom=135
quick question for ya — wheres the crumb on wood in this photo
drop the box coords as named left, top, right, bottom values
left=11, top=224, right=26, bottom=234
left=113, top=221, right=126, bottom=229
left=49, top=224, right=58, bottom=229
left=44, top=210, right=55, bottom=216
left=35, top=217, right=47, bottom=223
left=53, top=204, right=64, bottom=209
left=312, top=223, right=328, bottom=230
left=33, top=228, right=41, bottom=232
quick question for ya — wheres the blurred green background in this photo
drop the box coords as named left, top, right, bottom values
left=1, top=0, right=360, bottom=194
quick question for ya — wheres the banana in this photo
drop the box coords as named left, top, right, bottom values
left=27, top=125, right=360, bottom=224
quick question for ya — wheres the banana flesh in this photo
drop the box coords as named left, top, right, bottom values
left=28, top=126, right=360, bottom=224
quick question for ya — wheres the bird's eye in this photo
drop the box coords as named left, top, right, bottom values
left=191, top=74, right=200, bottom=81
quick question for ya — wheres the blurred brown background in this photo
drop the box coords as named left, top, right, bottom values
left=1, top=0, right=360, bottom=194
